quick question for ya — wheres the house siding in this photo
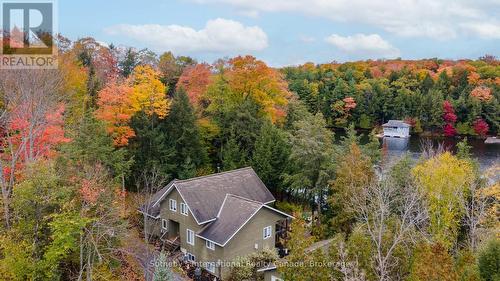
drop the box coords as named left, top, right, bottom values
left=154, top=187, right=287, bottom=280
left=218, top=208, right=285, bottom=279
left=144, top=216, right=161, bottom=237
left=159, top=188, right=202, bottom=249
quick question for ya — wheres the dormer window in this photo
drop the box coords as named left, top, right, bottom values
left=169, top=199, right=177, bottom=212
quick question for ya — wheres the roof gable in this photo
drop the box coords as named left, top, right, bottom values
left=197, top=194, right=291, bottom=246
left=148, top=167, right=276, bottom=224
left=382, top=120, right=410, bottom=128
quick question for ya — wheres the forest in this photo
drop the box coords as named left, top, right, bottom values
left=0, top=36, right=498, bottom=281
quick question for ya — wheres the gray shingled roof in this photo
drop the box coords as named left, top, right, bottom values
left=382, top=120, right=410, bottom=128
left=198, top=194, right=263, bottom=245
left=144, top=167, right=275, bottom=223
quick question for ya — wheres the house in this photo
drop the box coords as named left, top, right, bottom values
left=140, top=167, right=292, bottom=280
left=382, top=120, right=410, bottom=138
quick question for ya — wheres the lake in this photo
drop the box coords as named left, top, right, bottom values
left=335, top=131, right=500, bottom=171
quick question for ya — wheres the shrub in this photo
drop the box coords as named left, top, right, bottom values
left=478, top=239, right=500, bottom=281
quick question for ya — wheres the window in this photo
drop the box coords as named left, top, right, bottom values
left=169, top=199, right=177, bottom=212
left=161, top=219, right=168, bottom=231
left=263, top=226, right=272, bottom=239
left=206, top=240, right=215, bottom=250
left=180, top=202, right=188, bottom=216
left=206, top=262, right=216, bottom=273
left=187, top=229, right=195, bottom=245
left=186, top=252, right=195, bottom=262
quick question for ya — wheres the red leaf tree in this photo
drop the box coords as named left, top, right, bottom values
left=442, top=101, right=457, bottom=136
left=473, top=119, right=489, bottom=138
left=176, top=63, right=212, bottom=107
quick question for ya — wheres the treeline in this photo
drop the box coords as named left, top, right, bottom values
left=277, top=142, right=499, bottom=281
left=283, top=58, right=499, bottom=136
left=0, top=35, right=498, bottom=280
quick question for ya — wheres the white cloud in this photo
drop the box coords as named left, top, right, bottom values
left=325, top=33, right=400, bottom=58
left=191, top=0, right=500, bottom=40
left=104, top=18, right=268, bottom=53
left=460, top=22, right=500, bottom=39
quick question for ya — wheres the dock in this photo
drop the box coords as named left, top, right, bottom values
left=485, top=137, right=500, bottom=144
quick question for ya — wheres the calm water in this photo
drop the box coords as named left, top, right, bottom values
left=335, top=131, right=500, bottom=171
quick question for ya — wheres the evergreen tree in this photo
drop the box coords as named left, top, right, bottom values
left=153, top=252, right=174, bottom=281
left=215, top=99, right=265, bottom=165
left=120, top=47, right=139, bottom=77
left=252, top=122, right=290, bottom=194
left=421, top=73, right=434, bottom=94
left=129, top=112, right=174, bottom=187
left=163, top=89, right=207, bottom=178
left=221, top=135, right=246, bottom=171
left=285, top=113, right=335, bottom=226
left=478, top=239, right=500, bottom=281
left=62, top=113, right=132, bottom=185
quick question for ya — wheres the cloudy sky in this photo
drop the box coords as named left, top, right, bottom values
left=60, top=0, right=500, bottom=66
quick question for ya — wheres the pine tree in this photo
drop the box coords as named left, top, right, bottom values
left=252, top=122, right=290, bottom=194
left=285, top=113, right=335, bottom=226
left=221, top=135, right=246, bottom=171
left=153, top=252, right=174, bottom=281
left=120, top=47, right=138, bottom=77
left=129, top=112, right=175, bottom=186
left=163, top=89, right=207, bottom=178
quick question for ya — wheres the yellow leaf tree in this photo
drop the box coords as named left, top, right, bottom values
left=129, top=65, right=170, bottom=118
left=412, top=152, right=474, bottom=249
left=226, top=56, right=291, bottom=123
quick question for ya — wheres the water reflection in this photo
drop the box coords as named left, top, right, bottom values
left=382, top=137, right=409, bottom=151
left=334, top=130, right=500, bottom=171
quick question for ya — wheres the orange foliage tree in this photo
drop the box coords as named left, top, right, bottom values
left=470, top=86, right=492, bottom=102
left=226, top=56, right=291, bottom=123
left=176, top=63, right=212, bottom=106
left=96, top=83, right=136, bottom=146
left=95, top=65, right=171, bottom=147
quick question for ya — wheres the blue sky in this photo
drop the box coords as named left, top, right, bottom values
left=59, top=0, right=500, bottom=66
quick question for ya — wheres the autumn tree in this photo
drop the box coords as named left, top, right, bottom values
left=330, top=143, right=375, bottom=234
left=96, top=82, right=136, bottom=146
left=473, top=118, right=489, bottom=137
left=158, top=51, right=196, bottom=92
left=278, top=218, right=315, bottom=281
left=176, top=63, right=212, bottom=107
left=470, top=86, right=493, bottom=102
left=331, top=96, right=357, bottom=126
left=442, top=101, right=457, bottom=136
left=224, top=55, right=291, bottom=123
left=129, top=65, right=170, bottom=118
left=412, top=152, right=474, bottom=249
left=0, top=161, right=86, bottom=280
left=0, top=69, right=68, bottom=228
left=408, top=243, right=457, bottom=281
